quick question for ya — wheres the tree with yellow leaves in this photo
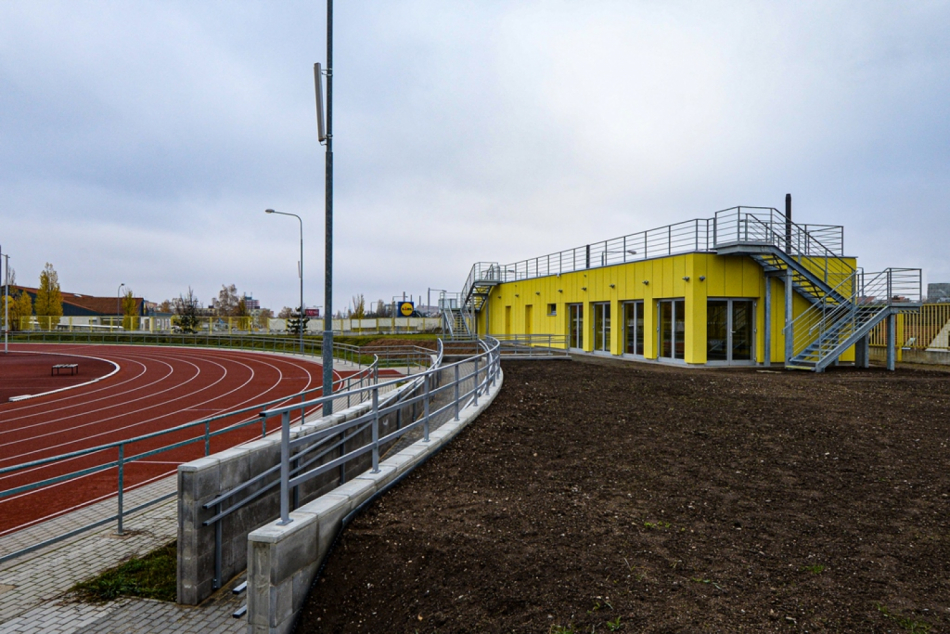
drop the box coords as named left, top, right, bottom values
left=35, top=263, right=63, bottom=330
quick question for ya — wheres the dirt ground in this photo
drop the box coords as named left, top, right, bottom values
left=297, top=358, right=950, bottom=633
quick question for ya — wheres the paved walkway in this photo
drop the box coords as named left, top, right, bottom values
left=0, top=476, right=246, bottom=634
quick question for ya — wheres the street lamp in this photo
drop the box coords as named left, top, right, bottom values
left=1, top=248, right=9, bottom=354
left=117, top=283, right=125, bottom=331
left=265, top=209, right=305, bottom=354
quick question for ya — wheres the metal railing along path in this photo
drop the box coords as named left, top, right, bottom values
left=7, top=331, right=370, bottom=364
left=203, top=338, right=499, bottom=536
left=0, top=350, right=383, bottom=565
left=492, top=334, right=570, bottom=358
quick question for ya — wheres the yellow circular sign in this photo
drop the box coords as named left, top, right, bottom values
left=399, top=301, right=414, bottom=316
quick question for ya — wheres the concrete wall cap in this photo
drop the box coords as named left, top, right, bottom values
left=179, top=456, right=220, bottom=472
left=298, top=492, right=350, bottom=517
left=248, top=511, right=318, bottom=544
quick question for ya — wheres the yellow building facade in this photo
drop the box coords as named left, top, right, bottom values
left=454, top=206, right=915, bottom=370
left=479, top=252, right=852, bottom=365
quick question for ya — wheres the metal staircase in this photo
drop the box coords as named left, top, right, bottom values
left=786, top=268, right=922, bottom=371
left=712, top=207, right=921, bottom=371
left=714, top=207, right=853, bottom=307
left=441, top=304, right=477, bottom=339
left=441, top=262, right=501, bottom=339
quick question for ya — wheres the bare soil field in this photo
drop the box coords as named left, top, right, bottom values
left=299, top=359, right=950, bottom=633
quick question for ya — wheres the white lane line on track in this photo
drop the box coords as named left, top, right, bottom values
left=0, top=347, right=323, bottom=471
left=4, top=351, right=122, bottom=403
left=0, top=354, right=238, bottom=461
left=0, top=355, right=194, bottom=436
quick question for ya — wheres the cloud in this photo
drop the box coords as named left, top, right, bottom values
left=1, top=1, right=948, bottom=312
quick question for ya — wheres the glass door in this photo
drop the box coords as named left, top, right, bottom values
left=568, top=304, right=583, bottom=350
left=731, top=301, right=754, bottom=361
left=657, top=299, right=685, bottom=360
left=593, top=303, right=610, bottom=353
left=706, top=299, right=755, bottom=363
left=623, top=301, right=644, bottom=356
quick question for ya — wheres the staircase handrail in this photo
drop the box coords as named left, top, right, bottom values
left=716, top=207, right=854, bottom=290
left=461, top=262, right=501, bottom=309
left=787, top=267, right=866, bottom=359
left=787, top=268, right=922, bottom=362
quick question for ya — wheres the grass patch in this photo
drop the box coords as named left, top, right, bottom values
left=71, top=541, right=177, bottom=603
left=876, top=603, right=931, bottom=633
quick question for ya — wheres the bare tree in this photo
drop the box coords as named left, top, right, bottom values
left=213, top=284, right=240, bottom=317
left=174, top=287, right=201, bottom=333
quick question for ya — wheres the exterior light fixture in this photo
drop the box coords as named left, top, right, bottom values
left=643, top=280, right=649, bottom=285
left=581, top=287, right=587, bottom=291
left=558, top=289, right=563, bottom=293
left=699, top=275, right=706, bottom=281
left=609, top=283, right=616, bottom=288
left=683, top=276, right=690, bottom=281
left=535, top=291, right=541, bottom=295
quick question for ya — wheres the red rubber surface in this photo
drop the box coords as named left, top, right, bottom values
left=0, top=352, right=115, bottom=402
left=0, top=343, right=344, bottom=535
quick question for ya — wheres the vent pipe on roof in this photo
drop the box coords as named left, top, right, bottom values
left=785, top=193, right=792, bottom=253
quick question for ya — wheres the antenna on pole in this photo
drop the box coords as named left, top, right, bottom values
left=314, top=63, right=327, bottom=142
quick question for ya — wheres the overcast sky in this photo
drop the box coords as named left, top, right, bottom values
left=1, top=1, right=948, bottom=313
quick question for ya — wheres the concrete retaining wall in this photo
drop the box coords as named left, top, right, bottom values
left=870, top=346, right=950, bottom=366
left=246, top=368, right=504, bottom=634
left=177, top=378, right=430, bottom=605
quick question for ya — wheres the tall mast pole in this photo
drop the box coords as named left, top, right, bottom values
left=321, top=0, right=335, bottom=414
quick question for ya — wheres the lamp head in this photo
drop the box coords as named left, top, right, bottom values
left=265, top=209, right=275, bottom=214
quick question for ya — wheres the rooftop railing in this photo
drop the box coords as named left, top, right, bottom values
left=462, top=207, right=847, bottom=301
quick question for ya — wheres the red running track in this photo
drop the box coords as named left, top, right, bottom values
left=0, top=343, right=343, bottom=536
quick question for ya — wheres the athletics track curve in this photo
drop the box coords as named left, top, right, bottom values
left=0, top=343, right=343, bottom=536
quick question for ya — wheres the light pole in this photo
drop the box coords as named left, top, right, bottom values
left=117, top=283, right=125, bottom=331
left=315, top=0, right=335, bottom=414
left=265, top=209, right=305, bottom=354
left=2, top=248, right=9, bottom=354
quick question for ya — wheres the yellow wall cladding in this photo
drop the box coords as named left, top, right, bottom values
left=477, top=252, right=858, bottom=365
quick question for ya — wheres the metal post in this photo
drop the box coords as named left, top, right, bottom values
left=473, top=354, right=480, bottom=406
left=117, top=283, right=125, bottom=331
left=454, top=364, right=460, bottom=421
left=886, top=312, right=896, bottom=371
left=785, top=193, right=792, bottom=254
left=205, top=420, right=210, bottom=455
left=213, top=503, right=222, bottom=589
left=371, top=387, right=380, bottom=471
left=278, top=411, right=292, bottom=525
left=2, top=250, right=8, bottom=354
left=764, top=277, right=771, bottom=366
left=116, top=443, right=125, bottom=535
left=785, top=268, right=793, bottom=364
left=423, top=372, right=430, bottom=442
left=322, top=0, right=335, bottom=415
